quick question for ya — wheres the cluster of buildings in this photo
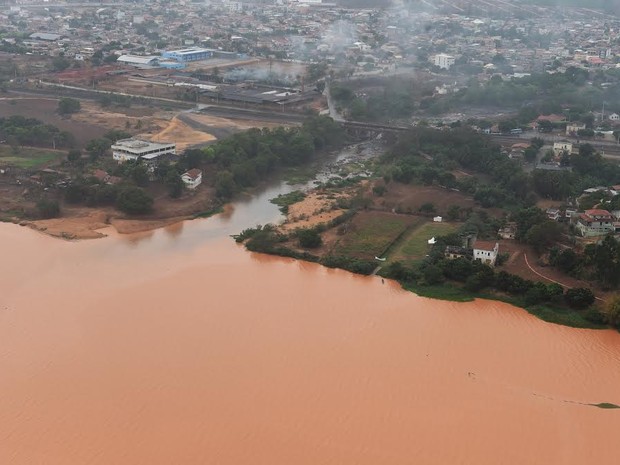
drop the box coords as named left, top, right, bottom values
left=3, top=1, right=620, bottom=97
left=111, top=138, right=202, bottom=190
left=445, top=234, right=501, bottom=267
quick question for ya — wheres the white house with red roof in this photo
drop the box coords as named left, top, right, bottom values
left=576, top=209, right=615, bottom=237
left=181, top=168, right=202, bottom=189
left=473, top=240, right=499, bottom=266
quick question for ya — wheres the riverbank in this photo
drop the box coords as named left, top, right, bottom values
left=234, top=189, right=612, bottom=330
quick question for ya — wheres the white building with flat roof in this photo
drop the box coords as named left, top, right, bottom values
left=111, top=139, right=176, bottom=163
left=433, top=53, right=455, bottom=70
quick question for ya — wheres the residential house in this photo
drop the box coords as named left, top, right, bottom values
left=553, top=141, right=573, bottom=156
left=566, top=122, right=586, bottom=136
left=498, top=224, right=516, bottom=239
left=546, top=208, right=561, bottom=221
left=473, top=241, right=499, bottom=266
left=181, top=168, right=202, bottom=189
left=444, top=245, right=470, bottom=260
left=576, top=209, right=614, bottom=237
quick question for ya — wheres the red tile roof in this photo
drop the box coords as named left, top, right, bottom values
left=585, top=209, right=612, bottom=217
left=184, top=168, right=202, bottom=180
left=474, top=240, right=498, bottom=252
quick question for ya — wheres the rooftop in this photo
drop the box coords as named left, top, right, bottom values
left=111, top=139, right=175, bottom=154
left=473, top=240, right=498, bottom=252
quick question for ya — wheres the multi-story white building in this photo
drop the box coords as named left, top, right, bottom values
left=473, top=241, right=499, bottom=266
left=111, top=139, right=176, bottom=163
left=433, top=53, right=455, bottom=70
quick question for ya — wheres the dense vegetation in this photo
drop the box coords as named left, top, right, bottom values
left=428, top=67, right=620, bottom=117
left=0, top=115, right=75, bottom=149
left=381, top=127, right=532, bottom=208
left=176, top=115, right=344, bottom=199
left=379, top=233, right=603, bottom=328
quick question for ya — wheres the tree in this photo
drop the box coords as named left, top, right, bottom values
left=165, top=170, right=184, bottom=198
left=36, top=198, right=60, bottom=219
left=423, top=264, right=445, bottom=285
left=525, top=221, right=562, bottom=253
left=86, top=138, right=111, bottom=160
left=605, top=294, right=620, bottom=329
left=298, top=228, right=322, bottom=249
left=537, top=120, right=553, bottom=133
left=116, top=186, right=153, bottom=215
left=103, top=129, right=130, bottom=142
left=447, top=205, right=461, bottom=221
left=564, top=288, right=595, bottom=309
left=215, top=170, right=236, bottom=199
left=419, top=202, right=436, bottom=215
left=58, top=98, right=81, bottom=115
left=51, top=56, right=71, bottom=71
left=591, top=235, right=620, bottom=289
left=67, top=149, right=81, bottom=163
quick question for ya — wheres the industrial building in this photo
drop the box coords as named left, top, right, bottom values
left=111, top=139, right=176, bottom=163
left=162, top=48, right=213, bottom=62
left=117, top=55, right=161, bottom=67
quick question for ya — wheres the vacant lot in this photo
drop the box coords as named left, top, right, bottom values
left=373, top=183, right=477, bottom=215
left=331, top=211, right=416, bottom=260
left=391, top=221, right=459, bottom=262
left=0, top=98, right=108, bottom=146
left=0, top=146, right=65, bottom=169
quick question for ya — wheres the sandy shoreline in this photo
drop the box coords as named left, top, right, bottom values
left=20, top=209, right=193, bottom=240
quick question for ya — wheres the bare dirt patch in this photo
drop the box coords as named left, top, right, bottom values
left=25, top=208, right=111, bottom=239
left=140, top=116, right=215, bottom=151
left=280, top=191, right=345, bottom=232
left=373, top=183, right=477, bottom=215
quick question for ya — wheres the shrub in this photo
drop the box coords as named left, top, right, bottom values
left=58, top=97, right=81, bottom=115
left=297, top=228, right=322, bottom=248
left=564, top=288, right=595, bottom=309
left=36, top=198, right=60, bottom=219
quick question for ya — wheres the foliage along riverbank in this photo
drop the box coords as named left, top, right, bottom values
left=235, top=217, right=609, bottom=330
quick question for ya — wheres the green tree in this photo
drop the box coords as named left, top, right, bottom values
left=298, top=228, right=322, bottom=249
left=51, top=56, right=71, bottom=71
left=165, top=170, right=184, bottom=198
left=525, top=221, right=562, bottom=254
left=116, top=186, right=153, bottom=215
left=215, top=171, right=236, bottom=199
left=564, top=288, right=595, bottom=309
left=58, top=98, right=81, bottom=115
left=419, top=202, right=436, bottom=215
left=86, top=138, right=111, bottom=160
left=423, top=264, right=445, bottom=285
left=36, top=198, right=60, bottom=219
left=67, top=149, right=81, bottom=163
left=605, top=294, right=620, bottom=329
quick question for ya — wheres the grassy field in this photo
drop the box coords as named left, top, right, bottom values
left=391, top=221, right=459, bottom=262
left=332, top=211, right=416, bottom=260
left=0, top=146, right=65, bottom=169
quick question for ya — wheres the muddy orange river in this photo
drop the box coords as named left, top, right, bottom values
left=1, top=206, right=620, bottom=464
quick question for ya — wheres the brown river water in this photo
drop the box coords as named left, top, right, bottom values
left=2, top=176, right=620, bottom=464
